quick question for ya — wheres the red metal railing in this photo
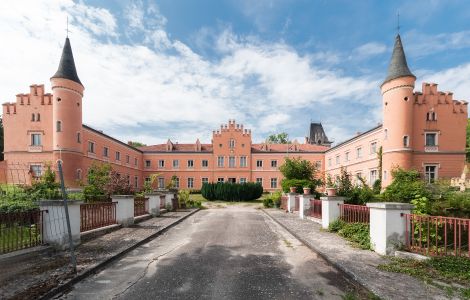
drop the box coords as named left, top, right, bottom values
left=0, top=210, right=45, bottom=254
left=134, top=197, right=149, bottom=217
left=309, top=199, right=322, bottom=218
left=294, top=196, right=300, bottom=211
left=80, top=202, right=117, bottom=232
left=339, top=204, right=370, bottom=223
left=280, top=196, right=288, bottom=211
left=404, top=214, right=469, bottom=258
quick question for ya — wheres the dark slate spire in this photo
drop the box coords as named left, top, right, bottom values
left=51, top=37, right=82, bottom=85
left=382, top=34, right=415, bottom=85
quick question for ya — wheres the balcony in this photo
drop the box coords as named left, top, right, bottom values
left=424, top=146, right=438, bottom=152
left=28, top=145, right=43, bottom=152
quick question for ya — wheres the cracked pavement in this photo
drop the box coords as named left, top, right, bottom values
left=59, top=204, right=368, bottom=299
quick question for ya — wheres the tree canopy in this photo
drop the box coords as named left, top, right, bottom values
left=267, top=132, right=290, bottom=144
left=128, top=141, right=147, bottom=148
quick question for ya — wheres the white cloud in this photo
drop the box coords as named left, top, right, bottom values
left=0, top=0, right=380, bottom=145
left=352, top=42, right=387, bottom=59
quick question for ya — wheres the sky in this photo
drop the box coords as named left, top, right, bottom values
left=1, top=0, right=470, bottom=146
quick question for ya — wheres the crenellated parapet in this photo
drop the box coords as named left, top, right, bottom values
left=212, top=119, right=251, bottom=137
left=2, top=84, right=53, bottom=115
left=413, top=82, right=468, bottom=115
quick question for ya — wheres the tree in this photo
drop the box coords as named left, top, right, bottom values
left=279, top=157, right=317, bottom=180
left=83, top=163, right=112, bottom=201
left=267, top=132, right=290, bottom=144
left=128, top=141, right=147, bottom=148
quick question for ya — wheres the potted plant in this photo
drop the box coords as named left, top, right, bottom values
left=325, top=174, right=337, bottom=196
left=289, top=186, right=297, bottom=193
left=303, top=186, right=311, bottom=195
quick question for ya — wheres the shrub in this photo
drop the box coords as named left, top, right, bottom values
left=279, top=157, right=318, bottom=180
left=263, top=191, right=282, bottom=208
left=328, top=219, right=346, bottom=232
left=328, top=219, right=370, bottom=250
left=201, top=182, right=263, bottom=201
left=382, top=168, right=430, bottom=203
left=178, top=189, right=202, bottom=208
left=104, top=171, right=134, bottom=196
left=83, top=163, right=111, bottom=201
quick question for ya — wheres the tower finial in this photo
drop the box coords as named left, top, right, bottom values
left=396, top=11, right=400, bottom=34
left=66, top=16, right=71, bottom=37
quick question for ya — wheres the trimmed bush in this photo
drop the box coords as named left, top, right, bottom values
left=263, top=191, right=282, bottom=208
left=201, top=182, right=263, bottom=201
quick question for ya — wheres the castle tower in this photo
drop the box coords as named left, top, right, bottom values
left=51, top=37, right=84, bottom=185
left=381, top=34, right=416, bottom=186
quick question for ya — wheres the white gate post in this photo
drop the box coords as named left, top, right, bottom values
left=321, top=196, right=345, bottom=229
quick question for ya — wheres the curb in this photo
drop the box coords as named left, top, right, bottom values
left=40, top=208, right=200, bottom=300
left=261, top=209, right=378, bottom=298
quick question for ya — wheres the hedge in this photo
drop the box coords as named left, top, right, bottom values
left=201, top=182, right=263, bottom=201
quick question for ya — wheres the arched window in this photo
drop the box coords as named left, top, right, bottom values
left=403, top=136, right=409, bottom=147
left=31, top=114, right=35, bottom=122
left=36, top=113, right=40, bottom=122
left=76, top=169, right=82, bottom=180
left=56, top=121, right=62, bottom=132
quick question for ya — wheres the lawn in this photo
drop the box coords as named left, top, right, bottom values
left=0, top=224, right=41, bottom=254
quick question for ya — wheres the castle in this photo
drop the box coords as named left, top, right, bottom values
left=2, top=34, right=467, bottom=191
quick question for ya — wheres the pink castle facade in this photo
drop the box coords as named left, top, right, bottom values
left=2, top=35, right=467, bottom=191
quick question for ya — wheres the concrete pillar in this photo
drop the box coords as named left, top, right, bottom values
left=111, top=195, right=135, bottom=227
left=287, top=193, right=297, bottom=213
left=39, top=200, right=82, bottom=249
left=147, top=192, right=161, bottom=216
left=299, top=194, right=313, bottom=219
left=321, top=196, right=345, bottom=229
left=367, top=202, right=413, bottom=255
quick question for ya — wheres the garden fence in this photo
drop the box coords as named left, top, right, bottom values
left=0, top=210, right=46, bottom=254
left=309, top=199, right=322, bottom=219
left=134, top=197, right=149, bottom=217
left=80, top=202, right=117, bottom=232
left=339, top=204, right=370, bottom=224
left=403, top=214, right=469, bottom=258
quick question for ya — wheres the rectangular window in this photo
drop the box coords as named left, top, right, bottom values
left=370, top=142, right=377, bottom=154
left=229, top=139, right=235, bottom=149
left=256, top=160, right=263, bottom=168
left=77, top=132, right=81, bottom=143
left=126, top=155, right=130, bottom=164
left=335, top=155, right=340, bottom=165
left=126, top=175, right=130, bottom=185
left=403, top=136, right=409, bottom=147
left=256, top=178, right=262, bottom=185
left=31, top=134, right=41, bottom=146
left=173, top=159, right=179, bottom=168
left=217, top=156, right=224, bottom=167
left=88, top=141, right=95, bottom=153
left=56, top=121, right=62, bottom=132
left=158, top=177, right=164, bottom=188
left=202, top=177, right=209, bottom=185
left=229, top=156, right=235, bottom=168
left=145, top=160, right=151, bottom=168
left=356, top=147, right=362, bottom=158
left=425, top=133, right=437, bottom=146
left=174, top=177, right=180, bottom=188
left=271, top=160, right=278, bottom=168
left=240, top=156, right=247, bottom=167
left=328, top=158, right=332, bottom=167
left=115, top=151, right=121, bottom=161
left=270, top=178, right=278, bottom=188
left=425, top=165, right=437, bottom=183
left=103, top=147, right=109, bottom=157
left=240, top=178, right=247, bottom=183
left=188, top=160, right=194, bottom=168
left=187, top=178, right=194, bottom=188
left=159, top=160, right=165, bottom=168
left=369, top=170, right=378, bottom=186
left=30, top=165, right=42, bottom=179
left=134, top=176, right=138, bottom=188
left=145, top=177, right=151, bottom=183
left=202, top=160, right=209, bottom=168
left=134, top=158, right=138, bottom=166
left=345, top=152, right=349, bottom=162
left=217, top=177, right=224, bottom=183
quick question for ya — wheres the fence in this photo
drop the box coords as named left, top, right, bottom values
left=134, top=197, right=149, bottom=217
left=309, top=199, right=322, bottom=218
left=80, top=202, right=117, bottom=232
left=403, top=214, right=469, bottom=258
left=339, top=204, right=370, bottom=224
left=280, top=196, right=288, bottom=211
left=0, top=210, right=45, bottom=254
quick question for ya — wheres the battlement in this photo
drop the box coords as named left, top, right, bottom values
left=414, top=82, right=468, bottom=112
left=2, top=84, right=52, bottom=114
left=213, top=119, right=251, bottom=137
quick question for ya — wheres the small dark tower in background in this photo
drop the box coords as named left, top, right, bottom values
left=306, top=122, right=332, bottom=147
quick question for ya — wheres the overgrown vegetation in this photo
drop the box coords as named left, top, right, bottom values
left=378, top=256, right=470, bottom=298
left=262, top=191, right=282, bottom=208
left=178, top=189, right=202, bottom=208
left=334, top=167, right=379, bottom=205
left=279, top=157, right=322, bottom=197
left=201, top=182, right=263, bottom=201
left=82, top=163, right=134, bottom=202
left=328, top=219, right=371, bottom=250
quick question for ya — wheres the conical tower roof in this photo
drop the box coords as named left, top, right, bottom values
left=382, top=34, right=415, bottom=86
left=51, top=37, right=82, bottom=85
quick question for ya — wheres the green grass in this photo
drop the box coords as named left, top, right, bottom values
left=378, top=256, right=470, bottom=298
left=328, top=219, right=371, bottom=250
left=1, top=225, right=41, bottom=254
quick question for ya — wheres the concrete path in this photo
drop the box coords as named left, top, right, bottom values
left=263, top=208, right=450, bottom=300
left=61, top=205, right=367, bottom=299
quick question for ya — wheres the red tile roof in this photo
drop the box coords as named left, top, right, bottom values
left=251, top=143, right=329, bottom=153
left=139, top=143, right=213, bottom=152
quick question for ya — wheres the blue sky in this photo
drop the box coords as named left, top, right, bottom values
left=1, top=0, right=469, bottom=145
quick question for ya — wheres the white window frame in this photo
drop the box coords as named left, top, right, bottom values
left=217, top=156, right=224, bottom=167
left=256, top=178, right=263, bottom=185
left=256, top=160, right=263, bottom=168
left=335, top=155, right=340, bottom=165
left=173, top=159, right=179, bottom=169
left=202, top=160, right=209, bottom=168
left=424, top=164, right=438, bottom=183
left=202, top=177, right=209, bottom=185
left=145, top=160, right=151, bottom=168
left=158, top=177, right=165, bottom=188
left=88, top=141, right=95, bottom=153
left=356, top=147, right=362, bottom=159
left=369, top=169, right=378, bottom=186
left=159, top=160, right=165, bottom=168
left=240, top=178, right=247, bottom=183
left=217, top=177, right=224, bottom=183
left=271, top=160, right=278, bottom=168
left=174, top=177, right=180, bottom=188
left=103, top=146, right=109, bottom=157
left=187, top=177, right=194, bottom=188
left=31, top=133, right=42, bottom=146
left=240, top=156, right=247, bottom=167
left=370, top=141, right=377, bottom=154
left=425, top=132, right=438, bottom=147
left=187, top=159, right=194, bottom=168
left=229, top=139, right=235, bottom=149
left=115, top=151, right=121, bottom=161
left=229, top=156, right=235, bottom=168
left=270, top=178, right=277, bottom=188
